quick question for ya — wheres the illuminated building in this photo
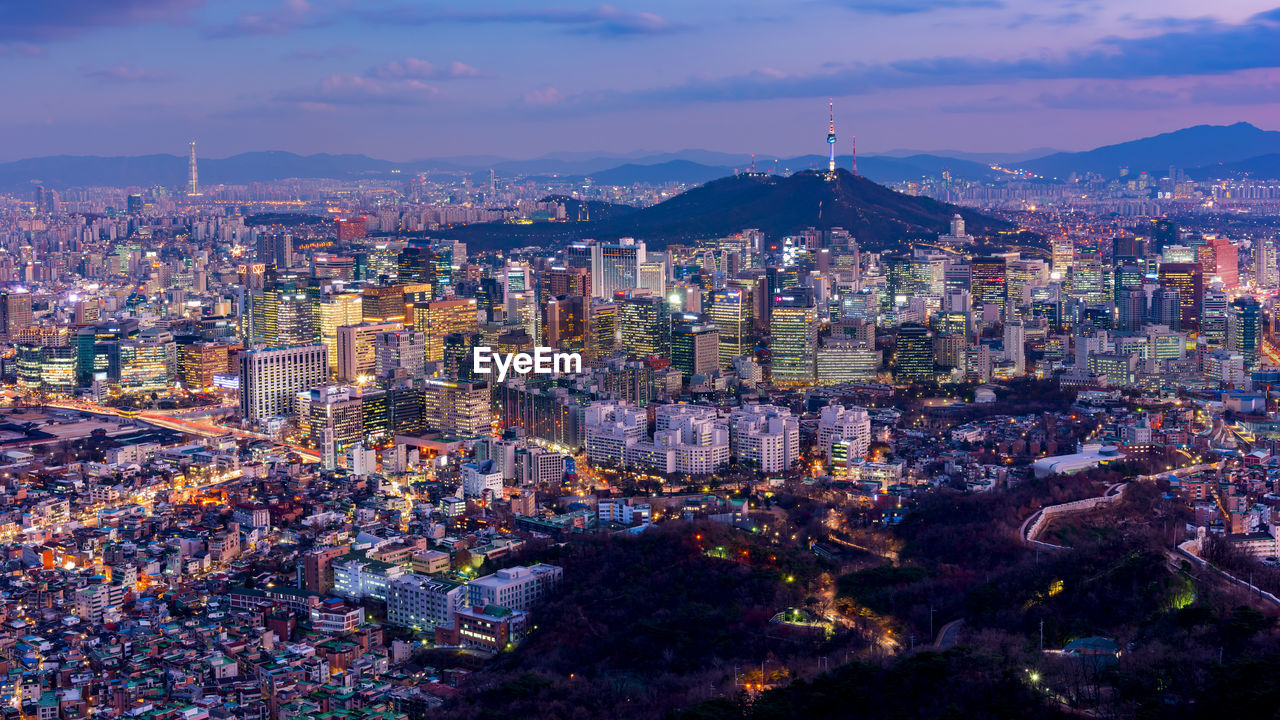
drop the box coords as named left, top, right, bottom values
left=239, top=345, right=328, bottom=422
left=543, top=295, right=589, bottom=354
left=1228, top=297, right=1263, bottom=367
left=422, top=378, right=491, bottom=437
left=300, top=385, right=365, bottom=463
left=316, top=293, right=363, bottom=372
left=969, top=257, right=1007, bottom=318
left=75, top=319, right=139, bottom=387
left=816, top=340, right=879, bottom=383
left=709, top=288, right=752, bottom=367
left=769, top=291, right=817, bottom=387
left=538, top=265, right=590, bottom=303
left=117, top=335, right=173, bottom=394
left=0, top=291, right=32, bottom=337
left=443, top=332, right=482, bottom=382
left=591, top=238, right=646, bottom=298
left=729, top=405, right=799, bottom=472
left=1200, top=290, right=1229, bottom=344
left=671, top=322, right=719, bottom=379
left=412, top=298, right=479, bottom=363
left=1157, top=263, right=1202, bottom=330
left=336, top=321, right=404, bottom=383
left=374, top=329, right=427, bottom=381
left=893, top=323, right=934, bottom=383
left=1199, top=236, right=1238, bottom=288
left=617, top=292, right=670, bottom=359
left=588, top=300, right=617, bottom=360
left=336, top=216, right=367, bottom=241
left=362, top=285, right=408, bottom=324
left=178, top=341, right=229, bottom=390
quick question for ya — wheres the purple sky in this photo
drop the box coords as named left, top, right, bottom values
left=2, top=0, right=1280, bottom=160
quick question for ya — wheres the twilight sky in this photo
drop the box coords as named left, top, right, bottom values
left=2, top=0, right=1280, bottom=160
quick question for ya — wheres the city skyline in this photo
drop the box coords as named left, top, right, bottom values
left=3, top=0, right=1280, bottom=160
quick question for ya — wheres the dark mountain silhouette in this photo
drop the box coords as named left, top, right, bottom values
left=1184, top=153, right=1280, bottom=181
left=436, top=169, right=1007, bottom=250
left=1022, top=122, right=1280, bottom=178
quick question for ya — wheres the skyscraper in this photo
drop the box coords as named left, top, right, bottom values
left=1228, top=297, right=1263, bottom=367
left=1157, top=263, right=1203, bottom=330
left=893, top=323, right=935, bottom=383
left=188, top=140, right=199, bottom=195
left=239, top=345, right=328, bottom=422
left=316, top=293, right=363, bottom=372
left=671, top=322, right=720, bottom=379
left=969, top=257, right=1007, bottom=318
left=709, top=288, right=753, bottom=368
left=412, top=298, right=479, bottom=363
left=591, top=239, right=646, bottom=298
left=770, top=291, right=818, bottom=387
left=617, top=292, right=670, bottom=359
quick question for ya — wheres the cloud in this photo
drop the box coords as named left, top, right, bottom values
left=357, top=3, right=679, bottom=37
left=533, top=6, right=1280, bottom=111
left=522, top=86, right=565, bottom=107
left=834, top=0, right=1003, bottom=15
left=1188, top=77, right=1280, bottom=106
left=1037, top=84, right=1179, bottom=110
left=287, top=44, right=359, bottom=60
left=937, top=96, right=1035, bottom=113
left=367, top=58, right=481, bottom=80
left=280, top=73, right=439, bottom=106
left=0, top=0, right=202, bottom=41
left=82, top=63, right=173, bottom=82
left=207, top=0, right=326, bottom=38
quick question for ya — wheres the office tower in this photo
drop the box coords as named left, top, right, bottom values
left=476, top=276, right=503, bottom=316
left=362, top=285, right=408, bottom=324
left=1228, top=297, right=1263, bottom=367
left=539, top=265, right=591, bottom=304
left=944, top=263, right=971, bottom=294
left=884, top=255, right=916, bottom=306
left=0, top=291, right=33, bottom=337
left=178, top=341, right=229, bottom=390
left=126, top=193, right=143, bottom=214
left=239, top=345, right=328, bottom=422
left=1256, top=238, right=1278, bottom=289
left=422, top=379, right=491, bottom=437
left=1151, top=288, right=1182, bottom=330
left=1067, top=257, right=1106, bottom=304
left=588, top=300, right=617, bottom=359
left=1201, top=290, right=1229, bottom=345
left=375, top=329, right=427, bottom=381
left=504, top=291, right=539, bottom=345
left=256, top=233, right=293, bottom=269
left=617, top=292, right=670, bottom=359
left=769, top=290, right=818, bottom=387
left=336, top=217, right=367, bottom=242
left=709, top=288, right=753, bottom=368
left=337, top=321, right=404, bottom=382
left=443, top=332, right=482, bottom=381
left=1116, top=288, right=1147, bottom=333
left=591, top=238, right=646, bottom=298
left=1199, top=236, right=1238, bottom=288
left=1157, top=263, right=1203, bottom=330
left=301, top=386, right=364, bottom=461
left=543, top=295, right=589, bottom=354
left=1003, top=321, right=1026, bottom=375
left=893, top=323, right=934, bottom=383
left=317, top=293, right=363, bottom=372
left=1112, top=235, right=1141, bottom=260
left=671, top=323, right=720, bottom=379
left=412, top=298, right=479, bottom=363
left=970, top=257, right=1007, bottom=317
left=1114, top=262, right=1144, bottom=303
left=637, top=261, right=667, bottom=296
left=398, top=246, right=438, bottom=285
left=75, top=319, right=140, bottom=387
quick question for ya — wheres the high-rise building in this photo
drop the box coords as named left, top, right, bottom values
left=1116, top=288, right=1147, bottom=332
left=538, top=265, right=591, bottom=304
left=178, top=341, right=229, bottom=390
left=336, top=321, right=404, bottom=382
left=617, top=292, right=670, bottom=359
left=239, top=345, right=328, bottom=422
left=1199, top=236, right=1239, bottom=288
left=591, top=239, right=646, bottom=298
left=543, top=294, right=590, bottom=354
left=969, top=257, right=1008, bottom=318
left=1256, top=238, right=1278, bottom=289
left=1151, top=287, right=1182, bottom=330
left=671, top=323, right=720, bottom=379
left=0, top=291, right=33, bottom=337
left=1201, top=290, right=1229, bottom=345
left=362, top=285, right=408, bottom=324
left=375, top=329, right=427, bottom=381
left=709, top=288, right=753, bottom=368
left=422, top=379, right=491, bottom=437
left=1157, top=263, right=1203, bottom=330
left=412, top=298, right=479, bottom=363
left=893, top=323, right=935, bottom=383
left=1003, top=321, right=1026, bottom=375
left=588, top=300, right=617, bottom=360
left=1228, top=297, right=1263, bottom=367
left=769, top=290, right=818, bottom=387
left=316, top=293, right=363, bottom=372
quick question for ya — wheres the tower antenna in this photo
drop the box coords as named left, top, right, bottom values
left=851, top=135, right=858, bottom=176
left=826, top=99, right=837, bottom=174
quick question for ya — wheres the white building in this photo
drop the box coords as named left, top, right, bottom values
left=386, top=574, right=467, bottom=630
left=467, top=563, right=563, bottom=612
left=729, top=405, right=800, bottom=473
left=238, top=345, right=328, bottom=422
left=816, top=405, right=871, bottom=460
left=462, top=460, right=503, bottom=498
left=332, top=555, right=406, bottom=602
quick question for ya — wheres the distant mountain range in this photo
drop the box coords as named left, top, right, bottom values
left=3, top=122, right=1279, bottom=192
left=434, top=168, right=1008, bottom=251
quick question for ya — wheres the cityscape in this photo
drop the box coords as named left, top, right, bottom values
left=3, top=1, right=1280, bottom=719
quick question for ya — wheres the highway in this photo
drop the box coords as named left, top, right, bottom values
left=45, top=400, right=321, bottom=463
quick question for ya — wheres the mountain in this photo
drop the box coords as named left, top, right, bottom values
left=588, top=160, right=734, bottom=186
left=1021, top=122, right=1280, bottom=179
left=436, top=169, right=1008, bottom=250
left=1184, top=153, right=1280, bottom=181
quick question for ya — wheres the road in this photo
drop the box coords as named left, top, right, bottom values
left=934, top=619, right=964, bottom=649
left=46, top=400, right=321, bottom=462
